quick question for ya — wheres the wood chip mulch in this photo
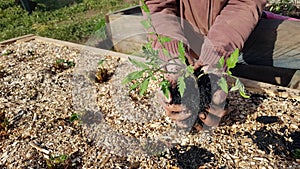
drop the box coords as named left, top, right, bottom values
left=0, top=40, right=299, bottom=169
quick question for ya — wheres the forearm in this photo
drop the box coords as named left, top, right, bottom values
left=202, top=0, right=266, bottom=65
left=143, top=0, right=188, bottom=57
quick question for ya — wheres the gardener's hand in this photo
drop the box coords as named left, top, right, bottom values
left=198, top=72, right=229, bottom=127
left=160, top=62, right=230, bottom=129
left=193, top=39, right=235, bottom=127
left=157, top=90, right=192, bottom=128
left=158, top=88, right=229, bottom=129
left=199, top=89, right=229, bottom=127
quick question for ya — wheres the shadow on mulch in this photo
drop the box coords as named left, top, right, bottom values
left=245, top=127, right=300, bottom=159
left=170, top=145, right=215, bottom=169
left=221, top=93, right=267, bottom=127
left=80, top=110, right=103, bottom=127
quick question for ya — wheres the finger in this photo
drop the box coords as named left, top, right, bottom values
left=206, top=106, right=228, bottom=118
left=164, top=107, right=192, bottom=121
left=200, top=113, right=221, bottom=127
left=165, top=74, right=179, bottom=88
left=199, top=106, right=228, bottom=127
left=175, top=121, right=189, bottom=128
left=212, top=89, right=227, bottom=105
left=193, top=60, right=206, bottom=70
left=166, top=111, right=192, bottom=121
left=156, top=89, right=172, bottom=105
left=198, top=111, right=207, bottom=120
left=193, top=123, right=203, bottom=131
left=164, top=104, right=186, bottom=112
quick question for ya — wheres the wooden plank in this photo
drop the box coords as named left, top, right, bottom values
left=34, top=36, right=146, bottom=62
left=105, top=6, right=147, bottom=54
left=0, top=34, right=36, bottom=46
left=230, top=77, right=300, bottom=101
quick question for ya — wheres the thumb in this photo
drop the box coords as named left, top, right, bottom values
left=156, top=89, right=172, bottom=105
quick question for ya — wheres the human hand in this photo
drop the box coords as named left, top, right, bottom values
left=198, top=89, right=229, bottom=127
left=157, top=88, right=193, bottom=128
left=192, top=59, right=230, bottom=128
left=159, top=61, right=230, bottom=129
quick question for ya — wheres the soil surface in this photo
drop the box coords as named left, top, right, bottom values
left=0, top=40, right=299, bottom=168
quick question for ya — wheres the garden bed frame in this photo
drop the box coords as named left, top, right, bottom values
left=1, top=34, right=299, bottom=101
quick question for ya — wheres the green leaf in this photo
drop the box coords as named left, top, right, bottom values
left=177, top=76, right=186, bottom=97
left=141, top=1, right=150, bottom=13
left=3, top=50, right=13, bottom=56
left=59, top=155, right=68, bottom=162
left=230, top=83, right=239, bottom=92
left=67, top=61, right=75, bottom=67
left=293, top=149, right=300, bottom=159
left=143, top=43, right=158, bottom=57
left=151, top=76, right=157, bottom=81
left=239, top=88, right=250, bottom=98
left=129, top=57, right=149, bottom=69
left=227, top=69, right=232, bottom=75
left=139, top=78, right=150, bottom=96
left=238, top=83, right=250, bottom=98
left=230, top=78, right=242, bottom=92
left=216, top=56, right=225, bottom=69
left=98, top=59, right=104, bottom=65
left=218, top=77, right=228, bottom=93
left=160, top=37, right=171, bottom=43
left=178, top=41, right=186, bottom=64
left=162, top=48, right=171, bottom=58
left=56, top=59, right=65, bottom=64
left=275, top=6, right=281, bottom=12
left=140, top=20, right=151, bottom=29
left=130, top=83, right=139, bottom=91
left=226, top=48, right=239, bottom=69
left=186, top=65, right=194, bottom=74
left=160, top=79, right=170, bottom=99
left=69, top=113, right=80, bottom=122
left=232, top=78, right=250, bottom=98
left=122, top=70, right=144, bottom=84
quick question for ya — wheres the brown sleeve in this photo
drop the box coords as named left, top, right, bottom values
left=201, top=0, right=267, bottom=65
left=144, top=0, right=189, bottom=61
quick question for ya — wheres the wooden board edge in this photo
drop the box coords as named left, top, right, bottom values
left=0, top=34, right=36, bottom=46
left=105, top=5, right=141, bottom=16
left=34, top=36, right=146, bottom=62
left=233, top=77, right=300, bottom=101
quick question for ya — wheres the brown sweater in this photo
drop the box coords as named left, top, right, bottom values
left=144, top=0, right=267, bottom=66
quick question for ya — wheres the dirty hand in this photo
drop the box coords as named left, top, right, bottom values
left=195, top=60, right=230, bottom=127
left=157, top=58, right=193, bottom=128
left=157, top=89, right=192, bottom=128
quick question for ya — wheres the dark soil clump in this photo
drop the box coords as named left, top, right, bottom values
left=169, top=69, right=221, bottom=129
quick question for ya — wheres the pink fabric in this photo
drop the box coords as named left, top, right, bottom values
left=264, top=11, right=300, bottom=22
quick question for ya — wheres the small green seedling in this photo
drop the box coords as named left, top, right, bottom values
left=0, top=111, right=9, bottom=132
left=54, top=59, right=75, bottom=70
left=98, top=59, right=105, bottom=65
left=2, top=50, right=13, bottom=56
left=293, top=149, right=300, bottom=159
left=69, top=113, right=80, bottom=123
left=27, top=50, right=35, bottom=56
left=46, top=154, right=69, bottom=169
left=0, top=118, right=9, bottom=131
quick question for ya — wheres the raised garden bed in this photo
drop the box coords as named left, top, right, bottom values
left=0, top=35, right=299, bottom=168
